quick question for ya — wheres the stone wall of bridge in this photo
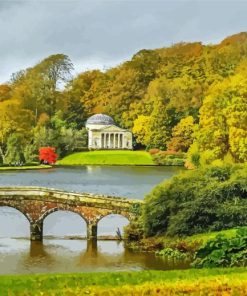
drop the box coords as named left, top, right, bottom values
left=0, top=187, right=142, bottom=241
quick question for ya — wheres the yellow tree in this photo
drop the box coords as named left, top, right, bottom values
left=167, top=116, right=196, bottom=152
left=132, top=115, right=152, bottom=146
left=196, top=73, right=247, bottom=163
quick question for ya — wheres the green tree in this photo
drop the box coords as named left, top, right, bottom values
left=5, top=133, right=26, bottom=164
left=11, top=54, right=73, bottom=119
left=0, top=99, right=34, bottom=163
left=143, top=164, right=247, bottom=237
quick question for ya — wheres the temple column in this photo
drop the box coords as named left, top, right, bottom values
left=99, top=133, right=102, bottom=149
left=88, top=130, right=93, bottom=149
left=122, top=134, right=125, bottom=149
left=120, top=134, right=123, bottom=148
left=30, top=220, right=43, bottom=241
left=111, top=133, right=114, bottom=148
left=114, top=133, right=117, bottom=148
left=118, top=133, right=120, bottom=148
left=104, top=133, right=107, bottom=148
left=108, top=133, right=111, bottom=148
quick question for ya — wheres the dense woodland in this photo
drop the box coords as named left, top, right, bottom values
left=0, top=32, right=246, bottom=166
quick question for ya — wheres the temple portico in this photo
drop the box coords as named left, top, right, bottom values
left=86, top=114, right=133, bottom=150
left=101, top=132, right=124, bottom=149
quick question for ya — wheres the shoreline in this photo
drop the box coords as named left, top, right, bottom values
left=0, top=165, right=52, bottom=171
left=0, top=163, right=184, bottom=170
left=56, top=163, right=184, bottom=167
left=12, top=235, right=124, bottom=241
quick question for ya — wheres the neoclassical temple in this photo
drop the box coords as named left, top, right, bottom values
left=86, top=114, right=133, bottom=150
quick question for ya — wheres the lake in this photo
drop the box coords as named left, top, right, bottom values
left=0, top=166, right=185, bottom=274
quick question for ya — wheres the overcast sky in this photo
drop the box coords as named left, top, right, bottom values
left=0, top=0, right=246, bottom=83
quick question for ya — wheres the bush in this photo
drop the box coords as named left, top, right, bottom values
left=143, top=164, right=247, bottom=237
left=124, top=219, right=144, bottom=242
left=148, top=148, right=160, bottom=155
left=151, top=151, right=185, bottom=166
left=125, top=236, right=164, bottom=252
left=166, top=239, right=202, bottom=255
left=39, top=147, right=58, bottom=164
left=192, top=228, right=247, bottom=268
left=156, top=247, right=188, bottom=260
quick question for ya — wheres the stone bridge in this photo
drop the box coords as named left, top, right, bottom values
left=0, top=187, right=142, bottom=241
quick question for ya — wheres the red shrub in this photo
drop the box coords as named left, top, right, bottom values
left=39, top=147, right=58, bottom=165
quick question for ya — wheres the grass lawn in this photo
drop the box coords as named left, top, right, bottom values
left=1, top=268, right=247, bottom=295
left=0, top=165, right=52, bottom=171
left=58, top=150, right=155, bottom=166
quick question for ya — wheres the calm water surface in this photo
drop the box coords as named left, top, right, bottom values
left=0, top=166, right=185, bottom=274
left=0, top=166, right=181, bottom=198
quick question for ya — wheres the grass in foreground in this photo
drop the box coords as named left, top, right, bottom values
left=1, top=268, right=247, bottom=295
left=58, top=150, right=154, bottom=166
left=0, top=165, right=52, bottom=171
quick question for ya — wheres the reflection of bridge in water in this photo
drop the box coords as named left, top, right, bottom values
left=25, top=239, right=163, bottom=272
left=29, top=239, right=98, bottom=259
left=0, top=187, right=142, bottom=241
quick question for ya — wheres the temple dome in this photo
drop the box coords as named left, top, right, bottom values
left=86, top=114, right=115, bottom=126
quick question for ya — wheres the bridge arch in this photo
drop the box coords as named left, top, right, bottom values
left=97, top=212, right=131, bottom=223
left=0, top=204, right=32, bottom=223
left=42, top=209, right=87, bottom=238
left=97, top=213, right=130, bottom=238
left=39, top=207, right=88, bottom=224
left=0, top=205, right=31, bottom=238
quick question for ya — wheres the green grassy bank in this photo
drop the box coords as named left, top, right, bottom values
left=1, top=268, right=247, bottom=295
left=58, top=150, right=154, bottom=166
left=127, top=227, right=242, bottom=252
left=0, top=165, right=52, bottom=171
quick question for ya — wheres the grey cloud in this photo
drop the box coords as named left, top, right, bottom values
left=0, top=0, right=246, bottom=83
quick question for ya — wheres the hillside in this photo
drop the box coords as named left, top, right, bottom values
left=0, top=32, right=246, bottom=166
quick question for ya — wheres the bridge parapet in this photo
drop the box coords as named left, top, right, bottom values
left=0, top=186, right=143, bottom=241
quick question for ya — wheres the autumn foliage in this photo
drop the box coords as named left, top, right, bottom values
left=0, top=33, right=246, bottom=165
left=39, top=147, right=58, bottom=165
